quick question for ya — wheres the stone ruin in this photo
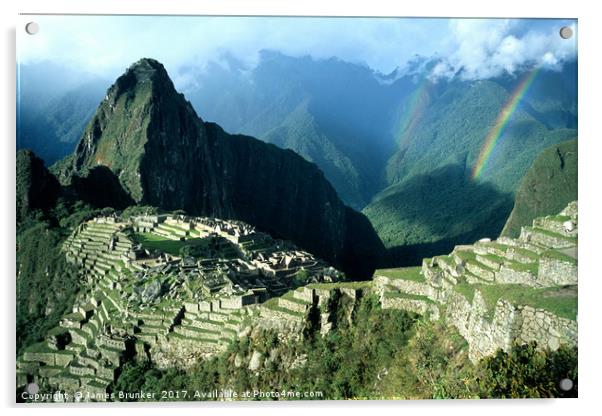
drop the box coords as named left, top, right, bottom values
left=17, top=212, right=343, bottom=400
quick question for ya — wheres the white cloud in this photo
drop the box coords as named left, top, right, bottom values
left=17, top=16, right=577, bottom=84
left=429, top=19, right=577, bottom=81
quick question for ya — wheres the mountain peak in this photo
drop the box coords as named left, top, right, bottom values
left=126, top=57, right=168, bottom=79
left=108, top=57, right=174, bottom=103
left=69, top=58, right=198, bottom=201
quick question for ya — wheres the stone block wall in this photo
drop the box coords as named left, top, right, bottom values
left=445, top=290, right=577, bottom=363
left=381, top=296, right=440, bottom=321
left=517, top=306, right=577, bottom=350
left=537, top=257, right=578, bottom=287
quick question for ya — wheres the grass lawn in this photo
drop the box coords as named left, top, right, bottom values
left=132, top=232, right=209, bottom=256
left=453, top=283, right=577, bottom=321
left=374, top=266, right=424, bottom=282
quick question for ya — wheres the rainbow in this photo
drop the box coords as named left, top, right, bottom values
left=471, top=68, right=540, bottom=180
left=395, top=77, right=432, bottom=151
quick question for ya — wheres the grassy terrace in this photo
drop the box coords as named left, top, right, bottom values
left=504, top=260, right=539, bottom=275
left=531, top=227, right=578, bottom=244
left=307, top=280, right=372, bottom=290
left=281, top=290, right=311, bottom=305
left=132, top=232, right=209, bottom=256
left=25, top=341, right=57, bottom=354
left=477, top=241, right=509, bottom=252
left=453, top=283, right=577, bottom=321
left=453, top=250, right=477, bottom=263
left=478, top=253, right=505, bottom=265
left=158, top=223, right=186, bottom=232
left=511, top=246, right=540, bottom=261
left=542, top=214, right=572, bottom=224
left=374, top=266, right=424, bottom=282
left=541, top=249, right=578, bottom=265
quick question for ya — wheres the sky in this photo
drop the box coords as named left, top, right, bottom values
left=17, top=15, right=577, bottom=85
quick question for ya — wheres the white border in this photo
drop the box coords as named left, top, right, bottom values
left=2, top=1, right=601, bottom=415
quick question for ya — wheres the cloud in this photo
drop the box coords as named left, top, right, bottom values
left=429, top=19, right=577, bottom=81
left=18, top=16, right=448, bottom=78
left=17, top=16, right=576, bottom=85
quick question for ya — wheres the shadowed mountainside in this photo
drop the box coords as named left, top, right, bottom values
left=364, top=163, right=514, bottom=265
left=501, top=139, right=577, bottom=238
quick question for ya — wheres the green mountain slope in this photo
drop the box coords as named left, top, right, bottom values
left=16, top=149, right=61, bottom=225
left=384, top=79, right=576, bottom=192
left=263, top=100, right=368, bottom=208
left=365, top=77, right=577, bottom=259
left=363, top=163, right=514, bottom=265
left=501, top=139, right=577, bottom=237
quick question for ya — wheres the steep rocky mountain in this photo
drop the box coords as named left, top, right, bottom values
left=57, top=58, right=383, bottom=278
left=501, top=139, right=577, bottom=238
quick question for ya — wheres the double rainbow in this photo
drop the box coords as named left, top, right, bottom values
left=471, top=68, right=540, bottom=180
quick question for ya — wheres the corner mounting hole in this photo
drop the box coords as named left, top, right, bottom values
left=559, top=26, right=573, bottom=39
left=25, top=22, right=39, bottom=35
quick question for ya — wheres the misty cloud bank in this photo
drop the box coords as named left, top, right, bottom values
left=18, top=16, right=577, bottom=83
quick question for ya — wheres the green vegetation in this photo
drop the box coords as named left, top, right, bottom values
left=16, top=220, right=82, bottom=355
left=502, top=139, right=577, bottom=237
left=16, top=149, right=61, bottom=225
left=505, top=260, right=539, bottom=275
left=306, top=281, right=372, bottom=290
left=542, top=249, right=577, bottom=265
left=16, top=149, right=107, bottom=355
left=453, top=283, right=477, bottom=303
left=120, top=205, right=158, bottom=219
left=477, top=342, right=577, bottom=398
left=383, top=319, right=577, bottom=398
left=532, top=226, right=578, bottom=244
left=364, top=163, right=516, bottom=266
left=375, top=266, right=424, bottom=282
left=132, top=232, right=209, bottom=256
